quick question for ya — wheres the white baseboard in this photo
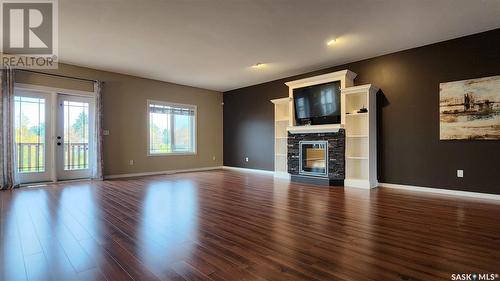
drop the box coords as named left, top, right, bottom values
left=379, top=182, right=500, bottom=201
left=104, top=166, right=223, bottom=179
left=222, top=166, right=275, bottom=175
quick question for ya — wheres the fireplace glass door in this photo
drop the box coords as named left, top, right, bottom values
left=299, top=141, right=328, bottom=177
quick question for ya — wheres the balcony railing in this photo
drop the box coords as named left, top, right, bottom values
left=17, top=142, right=45, bottom=173
left=16, top=142, right=89, bottom=173
left=64, top=143, right=89, bottom=170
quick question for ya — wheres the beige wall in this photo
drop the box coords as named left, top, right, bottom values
left=16, top=63, right=223, bottom=176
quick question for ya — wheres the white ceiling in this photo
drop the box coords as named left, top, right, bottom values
left=59, top=0, right=500, bottom=92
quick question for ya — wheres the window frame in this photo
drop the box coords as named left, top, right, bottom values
left=146, top=99, right=197, bottom=156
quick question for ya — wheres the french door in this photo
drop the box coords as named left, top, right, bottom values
left=14, top=89, right=95, bottom=184
left=14, top=90, right=52, bottom=183
left=56, top=94, right=95, bottom=181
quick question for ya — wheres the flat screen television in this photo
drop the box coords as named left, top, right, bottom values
left=293, top=81, right=341, bottom=125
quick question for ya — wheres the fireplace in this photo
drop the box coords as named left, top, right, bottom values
left=288, top=131, right=345, bottom=186
left=299, top=141, right=328, bottom=177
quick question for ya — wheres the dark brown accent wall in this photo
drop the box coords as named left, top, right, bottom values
left=223, top=28, right=500, bottom=194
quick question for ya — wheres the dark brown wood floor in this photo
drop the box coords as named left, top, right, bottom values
left=1, top=169, right=499, bottom=281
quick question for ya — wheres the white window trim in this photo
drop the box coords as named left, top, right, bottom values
left=146, top=99, right=197, bottom=156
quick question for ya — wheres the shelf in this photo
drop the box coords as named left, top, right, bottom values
left=270, top=97, right=290, bottom=104
left=275, top=119, right=289, bottom=122
left=287, top=124, right=343, bottom=134
left=342, top=84, right=378, bottom=189
left=275, top=137, right=287, bottom=139
left=346, top=156, right=368, bottom=160
left=276, top=153, right=287, bottom=157
left=345, top=112, right=368, bottom=117
left=346, top=135, right=368, bottom=138
left=341, top=84, right=378, bottom=95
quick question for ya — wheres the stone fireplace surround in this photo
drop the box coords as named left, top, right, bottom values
left=287, top=129, right=345, bottom=186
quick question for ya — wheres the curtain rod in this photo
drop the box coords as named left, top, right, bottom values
left=16, top=69, right=99, bottom=83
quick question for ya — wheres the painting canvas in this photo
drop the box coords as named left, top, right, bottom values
left=439, top=75, right=500, bottom=140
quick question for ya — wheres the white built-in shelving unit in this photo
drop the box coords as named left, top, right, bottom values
left=342, top=84, right=379, bottom=188
left=271, top=97, right=290, bottom=177
left=271, top=70, right=379, bottom=189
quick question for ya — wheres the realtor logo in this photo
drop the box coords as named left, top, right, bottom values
left=1, top=0, right=58, bottom=68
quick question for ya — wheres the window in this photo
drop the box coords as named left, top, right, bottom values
left=148, top=100, right=196, bottom=155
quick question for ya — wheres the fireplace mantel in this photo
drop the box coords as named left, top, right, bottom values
left=287, top=124, right=343, bottom=134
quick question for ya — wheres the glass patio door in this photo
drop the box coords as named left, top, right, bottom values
left=14, top=89, right=95, bottom=184
left=14, top=90, right=52, bottom=183
left=56, top=95, right=95, bottom=181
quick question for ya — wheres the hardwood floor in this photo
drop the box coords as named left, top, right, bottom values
left=1, top=169, right=499, bottom=281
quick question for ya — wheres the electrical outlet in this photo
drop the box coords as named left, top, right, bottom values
left=457, top=169, right=463, bottom=178
left=212, top=156, right=216, bottom=161
left=129, top=160, right=134, bottom=166
left=103, top=129, right=110, bottom=136
left=245, top=157, right=249, bottom=162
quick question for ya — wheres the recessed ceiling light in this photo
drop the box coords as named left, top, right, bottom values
left=327, top=38, right=337, bottom=46
left=252, top=63, right=265, bottom=69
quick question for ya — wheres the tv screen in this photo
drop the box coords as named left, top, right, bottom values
left=293, top=81, right=341, bottom=125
